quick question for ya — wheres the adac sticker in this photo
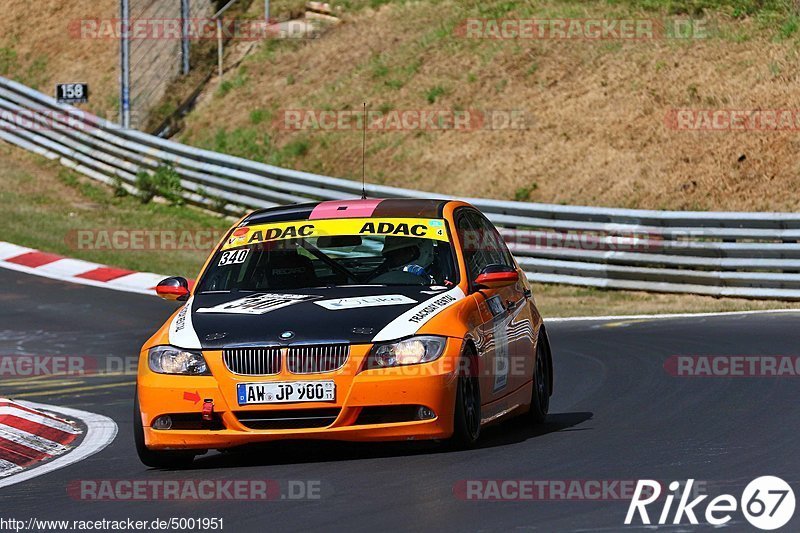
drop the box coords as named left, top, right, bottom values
left=222, top=218, right=449, bottom=250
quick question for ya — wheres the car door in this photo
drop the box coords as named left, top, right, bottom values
left=456, top=209, right=533, bottom=403
left=472, top=212, right=537, bottom=395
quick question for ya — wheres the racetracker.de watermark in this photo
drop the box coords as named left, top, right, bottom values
left=0, top=109, right=98, bottom=132
left=276, top=109, right=531, bottom=131
left=494, top=229, right=665, bottom=253
left=665, top=109, right=800, bottom=131
left=68, top=480, right=322, bottom=501
left=0, top=355, right=138, bottom=377
left=0, top=518, right=224, bottom=532
left=664, top=356, right=800, bottom=377
left=455, top=18, right=710, bottom=40
left=65, top=229, right=227, bottom=252
left=454, top=480, right=708, bottom=501
left=69, top=18, right=315, bottom=41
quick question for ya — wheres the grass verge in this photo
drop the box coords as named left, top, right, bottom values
left=0, top=145, right=232, bottom=279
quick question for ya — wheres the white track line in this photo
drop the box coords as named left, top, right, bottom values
left=0, top=401, right=117, bottom=490
left=546, top=307, right=800, bottom=323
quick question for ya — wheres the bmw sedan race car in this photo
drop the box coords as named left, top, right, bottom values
left=135, top=198, right=553, bottom=467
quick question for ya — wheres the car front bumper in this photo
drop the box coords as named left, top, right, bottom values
left=137, top=339, right=462, bottom=450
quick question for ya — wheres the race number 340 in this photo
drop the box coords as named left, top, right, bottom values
left=218, top=249, right=249, bottom=267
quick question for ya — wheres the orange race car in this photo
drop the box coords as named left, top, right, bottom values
left=135, top=198, right=554, bottom=467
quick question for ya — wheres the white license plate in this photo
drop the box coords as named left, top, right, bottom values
left=237, top=381, right=335, bottom=405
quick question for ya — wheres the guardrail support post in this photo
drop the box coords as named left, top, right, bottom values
left=119, top=0, right=131, bottom=128
left=181, top=0, right=191, bottom=75
left=216, top=18, right=224, bottom=77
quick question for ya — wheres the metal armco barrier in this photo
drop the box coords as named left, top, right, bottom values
left=2, top=76, right=800, bottom=299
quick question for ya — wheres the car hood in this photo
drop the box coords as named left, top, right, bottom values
left=167, top=285, right=466, bottom=350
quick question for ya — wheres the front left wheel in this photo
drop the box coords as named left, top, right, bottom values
left=134, top=392, right=196, bottom=469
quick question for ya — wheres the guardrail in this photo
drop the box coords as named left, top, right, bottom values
left=2, top=75, right=800, bottom=299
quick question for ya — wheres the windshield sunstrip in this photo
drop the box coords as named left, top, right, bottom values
left=222, top=218, right=450, bottom=251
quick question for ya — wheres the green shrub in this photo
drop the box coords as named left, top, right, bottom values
left=514, top=183, right=538, bottom=202
left=0, top=47, right=17, bottom=75
left=111, top=175, right=128, bottom=197
left=212, top=195, right=229, bottom=214
left=217, top=67, right=249, bottom=97
left=426, top=85, right=446, bottom=104
left=778, top=15, right=799, bottom=39
left=136, top=165, right=184, bottom=205
left=249, top=108, right=271, bottom=125
left=210, top=128, right=272, bottom=162
left=197, top=185, right=229, bottom=215
left=283, top=139, right=310, bottom=158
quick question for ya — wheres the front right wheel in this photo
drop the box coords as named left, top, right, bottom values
left=450, top=347, right=481, bottom=448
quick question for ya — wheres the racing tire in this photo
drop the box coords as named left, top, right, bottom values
left=449, top=346, right=481, bottom=449
left=134, top=392, right=196, bottom=469
left=527, top=327, right=551, bottom=424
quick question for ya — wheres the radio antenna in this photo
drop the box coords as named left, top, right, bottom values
left=361, top=102, right=368, bottom=200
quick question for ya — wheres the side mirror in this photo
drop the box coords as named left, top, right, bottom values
left=474, top=265, right=519, bottom=290
left=156, top=277, right=190, bottom=301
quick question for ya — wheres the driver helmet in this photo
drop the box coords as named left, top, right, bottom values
left=413, top=238, right=436, bottom=269
left=381, top=237, right=435, bottom=271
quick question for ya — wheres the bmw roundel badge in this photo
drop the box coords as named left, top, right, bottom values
left=280, top=331, right=295, bottom=340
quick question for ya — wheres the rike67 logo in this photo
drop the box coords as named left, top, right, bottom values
left=625, top=477, right=795, bottom=530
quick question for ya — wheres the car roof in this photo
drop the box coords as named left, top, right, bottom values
left=242, top=198, right=454, bottom=225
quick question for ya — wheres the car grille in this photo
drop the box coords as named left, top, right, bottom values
left=235, top=408, right=341, bottom=430
left=287, top=344, right=349, bottom=374
left=222, top=344, right=349, bottom=375
left=223, top=347, right=282, bottom=376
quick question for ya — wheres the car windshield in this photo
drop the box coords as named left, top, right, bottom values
left=197, top=218, right=458, bottom=292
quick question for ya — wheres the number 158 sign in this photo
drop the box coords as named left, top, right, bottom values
left=56, top=83, right=89, bottom=104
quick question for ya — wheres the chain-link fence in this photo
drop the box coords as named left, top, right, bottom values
left=122, top=0, right=214, bottom=129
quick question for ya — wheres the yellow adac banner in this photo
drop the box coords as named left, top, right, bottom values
left=222, top=218, right=449, bottom=250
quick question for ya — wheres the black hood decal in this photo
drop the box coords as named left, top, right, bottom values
left=190, top=286, right=451, bottom=349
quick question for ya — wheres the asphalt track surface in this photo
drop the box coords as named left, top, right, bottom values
left=1, top=268, right=798, bottom=532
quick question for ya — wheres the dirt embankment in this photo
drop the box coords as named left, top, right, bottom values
left=180, top=0, right=800, bottom=211
left=4, top=0, right=799, bottom=212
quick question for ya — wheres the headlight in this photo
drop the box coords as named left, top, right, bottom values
left=369, top=336, right=447, bottom=368
left=148, top=346, right=209, bottom=375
